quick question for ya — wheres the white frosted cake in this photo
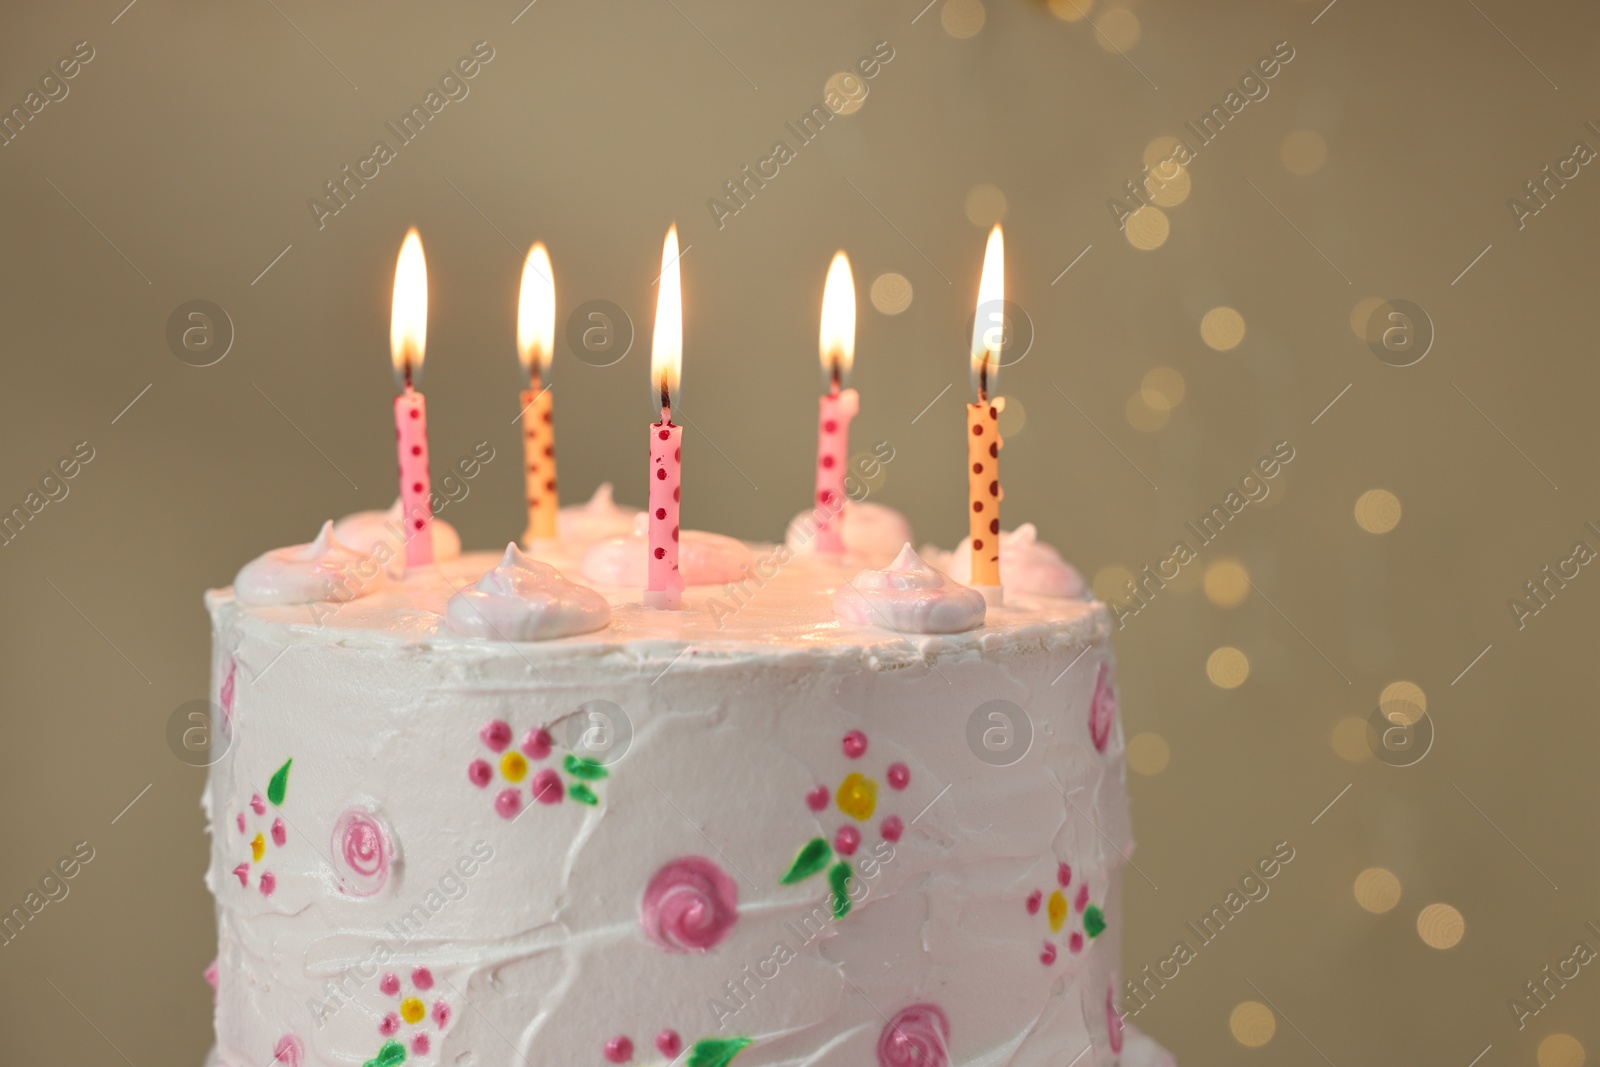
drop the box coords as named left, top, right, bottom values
left=201, top=492, right=1172, bottom=1067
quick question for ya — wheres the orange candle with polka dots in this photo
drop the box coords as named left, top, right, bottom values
left=389, top=228, right=433, bottom=572
left=967, top=225, right=1006, bottom=601
left=517, top=243, right=558, bottom=544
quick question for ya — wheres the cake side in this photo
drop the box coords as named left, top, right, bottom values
left=204, top=553, right=1136, bottom=1067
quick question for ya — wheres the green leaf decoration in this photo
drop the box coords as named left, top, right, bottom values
left=1083, top=903, right=1106, bottom=939
left=828, top=859, right=852, bottom=919
left=687, top=1036, right=753, bottom=1067
left=779, top=837, right=832, bottom=885
left=563, top=754, right=609, bottom=780
left=568, top=782, right=599, bottom=806
left=363, top=1040, right=406, bottom=1067
left=266, top=758, right=293, bottom=806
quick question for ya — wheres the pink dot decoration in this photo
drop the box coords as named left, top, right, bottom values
left=842, top=730, right=868, bottom=759
left=1069, top=931, right=1084, bottom=954
left=1057, top=862, right=1072, bottom=888
left=876, top=1004, right=951, bottom=1067
left=835, top=825, right=861, bottom=856
left=639, top=856, right=740, bottom=953
left=805, top=785, right=830, bottom=811
left=236, top=813, right=245, bottom=834
left=379, top=1013, right=399, bottom=1036
left=886, top=763, right=910, bottom=790
left=273, top=1034, right=304, bottom=1067
left=495, top=788, right=523, bottom=819
left=271, top=818, right=287, bottom=847
left=411, top=967, right=433, bottom=991
left=379, top=973, right=401, bottom=997
left=521, top=727, right=553, bottom=760
left=412, top=1033, right=430, bottom=1056
left=1025, top=890, right=1042, bottom=915
left=1075, top=884, right=1090, bottom=912
left=1040, top=942, right=1057, bottom=966
left=331, top=807, right=394, bottom=898
left=251, top=794, right=267, bottom=815
left=468, top=759, right=493, bottom=788
left=656, top=1030, right=682, bottom=1058
left=432, top=1000, right=451, bottom=1028
left=1089, top=662, right=1117, bottom=754
left=880, top=815, right=904, bottom=842
left=481, top=720, right=513, bottom=752
left=605, top=1035, right=634, bottom=1063
left=258, top=872, right=276, bottom=896
left=220, top=660, right=236, bottom=716
left=531, top=768, right=564, bottom=805
left=232, top=862, right=249, bottom=887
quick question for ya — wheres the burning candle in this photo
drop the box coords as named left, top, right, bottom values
left=967, top=224, right=1005, bottom=604
left=815, top=251, right=858, bottom=556
left=517, top=243, right=558, bottom=544
left=645, top=224, right=684, bottom=610
left=390, top=227, right=433, bottom=572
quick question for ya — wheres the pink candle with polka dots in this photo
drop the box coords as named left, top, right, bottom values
left=390, top=228, right=433, bottom=571
left=645, top=224, right=685, bottom=610
left=815, top=251, right=857, bottom=555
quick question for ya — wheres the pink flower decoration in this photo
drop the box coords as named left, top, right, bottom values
left=411, top=967, right=433, bottom=991
left=656, top=1030, right=682, bottom=1057
left=842, top=730, right=868, bottom=759
left=379, top=1013, right=400, bottom=1036
left=272, top=1034, right=304, bottom=1067
left=881, top=815, right=904, bottom=842
left=1089, top=662, right=1117, bottom=754
left=805, top=784, right=830, bottom=811
left=522, top=727, right=553, bottom=760
left=379, top=973, right=401, bottom=996
left=432, top=1000, right=451, bottom=1028
left=331, top=807, right=393, bottom=897
left=1057, top=862, right=1072, bottom=888
left=412, top=1033, right=430, bottom=1055
left=1025, top=890, right=1041, bottom=915
left=271, top=818, right=287, bottom=847
left=258, top=872, right=276, bottom=896
left=604, top=1035, right=634, bottom=1063
left=531, top=768, right=564, bottom=804
left=467, top=759, right=493, bottom=788
left=481, top=720, right=513, bottom=752
left=495, top=788, right=523, bottom=819
left=1107, top=984, right=1124, bottom=1053
left=640, top=856, right=739, bottom=953
left=876, top=1004, right=950, bottom=1067
left=886, top=762, right=910, bottom=790
left=1040, top=942, right=1056, bottom=966
left=835, top=825, right=861, bottom=856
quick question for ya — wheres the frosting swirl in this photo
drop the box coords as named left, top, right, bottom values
left=639, top=856, right=739, bottom=952
left=330, top=807, right=394, bottom=898
left=834, top=545, right=986, bottom=634
left=558, top=482, right=642, bottom=543
left=332, top=498, right=461, bottom=576
left=233, top=521, right=387, bottom=606
left=785, top=501, right=914, bottom=565
left=580, top=516, right=752, bottom=588
left=942, top=524, right=1085, bottom=598
left=445, top=544, right=611, bottom=640
left=876, top=1004, right=951, bottom=1067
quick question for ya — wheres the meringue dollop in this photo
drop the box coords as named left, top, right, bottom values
left=234, top=521, right=388, bottom=606
left=558, top=483, right=643, bottom=544
left=445, top=544, right=611, bottom=640
left=332, top=499, right=462, bottom=576
left=579, top=514, right=753, bottom=588
left=943, top=523, right=1086, bottom=598
left=833, top=544, right=986, bottom=634
left=785, top=500, right=914, bottom=565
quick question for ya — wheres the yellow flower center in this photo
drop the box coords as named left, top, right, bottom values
left=836, top=773, right=878, bottom=821
left=251, top=833, right=265, bottom=863
left=500, top=751, right=528, bottom=783
left=400, top=996, right=425, bottom=1024
left=1047, top=889, right=1067, bottom=932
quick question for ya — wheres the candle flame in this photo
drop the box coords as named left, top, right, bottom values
left=651, top=223, right=682, bottom=417
left=818, top=251, right=855, bottom=389
left=970, top=224, right=1004, bottom=398
left=390, top=228, right=428, bottom=387
left=517, top=242, right=555, bottom=384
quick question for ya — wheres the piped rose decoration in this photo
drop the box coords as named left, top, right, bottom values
left=876, top=1004, right=950, bottom=1067
left=331, top=807, right=395, bottom=897
left=640, top=856, right=739, bottom=952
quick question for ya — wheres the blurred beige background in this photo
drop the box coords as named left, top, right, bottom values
left=2, top=0, right=1597, bottom=1063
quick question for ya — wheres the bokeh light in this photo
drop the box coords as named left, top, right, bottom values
left=1126, top=390, right=1169, bottom=432
left=1095, top=7, right=1141, bottom=51
left=1379, top=680, right=1426, bottom=725
left=1200, top=306, right=1246, bottom=350
left=1093, top=564, right=1134, bottom=604
left=1353, top=867, right=1402, bottom=913
left=1203, top=557, right=1250, bottom=607
left=1229, top=1001, right=1276, bottom=1047
left=1355, top=489, right=1401, bottom=534
left=942, top=0, right=986, bottom=38
left=1143, top=135, right=1181, bottom=167
left=965, top=183, right=1008, bottom=227
left=824, top=72, right=867, bottom=115
left=1206, top=647, right=1249, bottom=689
left=1127, top=732, right=1170, bottom=775
left=1149, top=165, right=1191, bottom=207
left=1416, top=903, right=1465, bottom=949
left=997, top=397, right=1026, bottom=438
left=1124, top=205, right=1169, bottom=250
left=1539, top=1035, right=1586, bottom=1067
left=1047, top=0, right=1091, bottom=22
left=1331, top=716, right=1373, bottom=762
left=1141, top=366, right=1186, bottom=409
left=1281, top=129, right=1328, bottom=175
left=870, top=273, right=913, bottom=315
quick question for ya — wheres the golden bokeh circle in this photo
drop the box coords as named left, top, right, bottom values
left=1126, top=391, right=1170, bottom=433
left=965, top=183, right=1008, bottom=227
left=1281, top=129, right=1328, bottom=175
left=997, top=396, right=1026, bottom=438
left=1229, top=1001, right=1276, bottom=1047
left=1416, top=903, right=1465, bottom=949
left=1143, top=135, right=1181, bottom=167
left=1200, top=306, right=1246, bottom=350
left=1331, top=716, right=1373, bottom=762
left=1350, top=296, right=1386, bottom=340
left=1095, top=7, right=1141, bottom=51
left=1149, top=165, right=1191, bottom=207
left=1127, top=732, right=1170, bottom=775
left=1093, top=564, right=1134, bottom=604
left=1125, top=205, right=1169, bottom=250
left=1047, top=0, right=1092, bottom=22
left=1141, top=366, right=1186, bottom=409
left=1379, top=680, right=1426, bottom=726
left=1355, top=489, right=1401, bottom=534
left=870, top=273, right=913, bottom=316
left=1206, top=647, right=1249, bottom=689
left=942, top=0, right=986, bottom=39
left=1539, top=1034, right=1586, bottom=1067
left=1353, top=867, right=1402, bottom=913
left=824, top=72, right=867, bottom=116
left=1203, top=557, right=1250, bottom=607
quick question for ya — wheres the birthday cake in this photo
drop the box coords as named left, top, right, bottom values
left=199, top=486, right=1173, bottom=1067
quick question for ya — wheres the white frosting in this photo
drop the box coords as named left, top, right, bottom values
left=445, top=544, right=611, bottom=641
left=833, top=544, right=987, bottom=634
left=332, top=499, right=462, bottom=576
left=941, top=524, right=1087, bottom=599
left=579, top=514, right=753, bottom=588
left=203, top=525, right=1158, bottom=1067
left=557, top=482, right=642, bottom=543
left=232, top=521, right=387, bottom=606
left=785, top=500, right=914, bottom=565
